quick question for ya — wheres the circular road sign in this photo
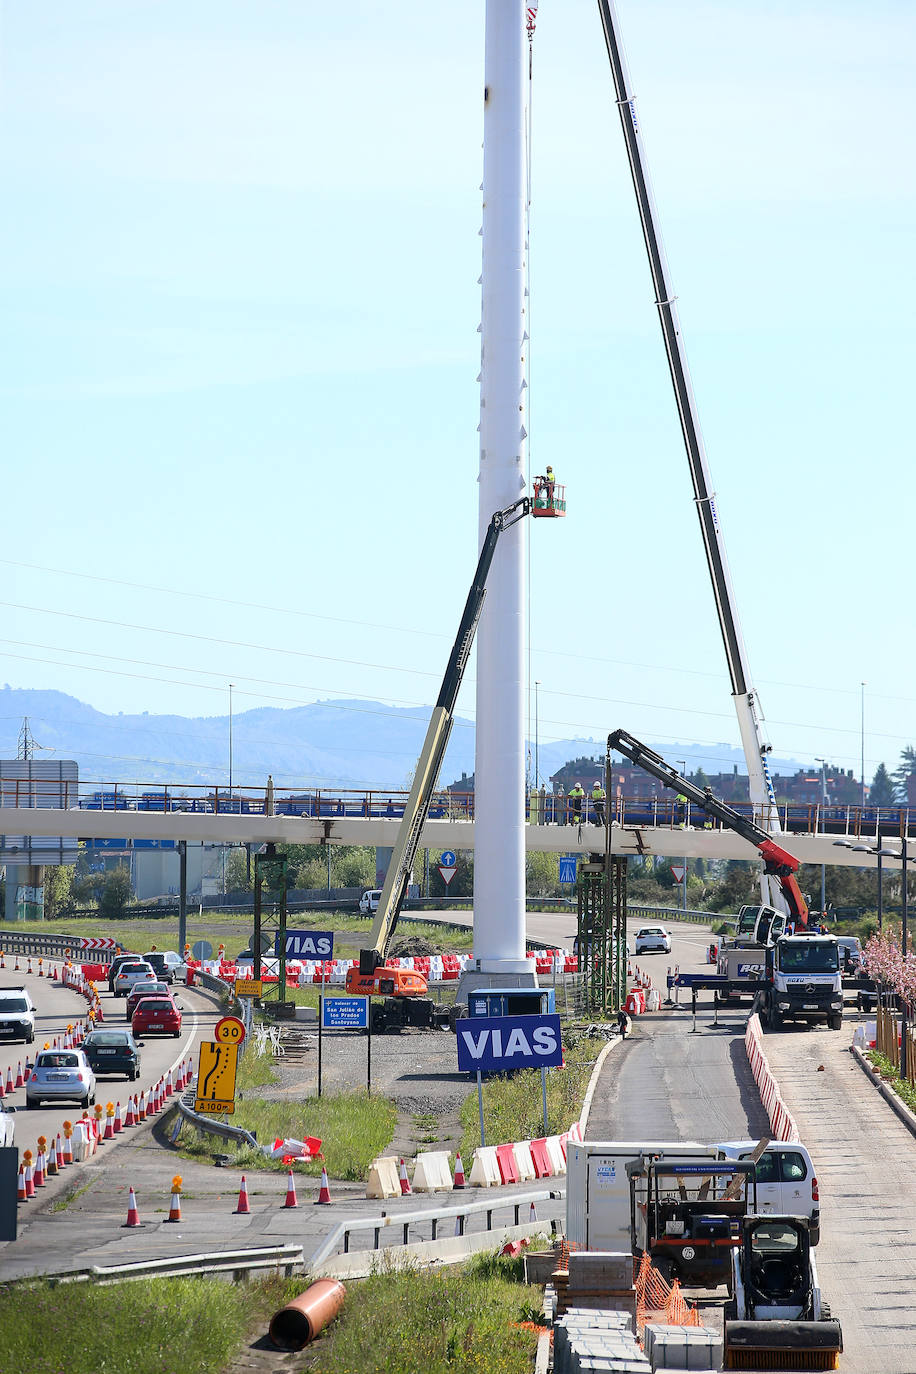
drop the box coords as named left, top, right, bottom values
left=192, top=939, right=213, bottom=961
left=440, top=850, right=457, bottom=868
left=213, top=1015, right=246, bottom=1046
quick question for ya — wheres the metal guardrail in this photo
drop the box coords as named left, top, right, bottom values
left=0, top=932, right=116, bottom=963
left=308, top=1188, right=563, bottom=1270
left=629, top=904, right=720, bottom=927
left=7, top=1245, right=305, bottom=1287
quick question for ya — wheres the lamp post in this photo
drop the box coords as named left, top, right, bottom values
left=815, top=758, right=828, bottom=919
left=229, top=683, right=235, bottom=801
left=534, top=680, right=540, bottom=789
left=861, top=681, right=866, bottom=810
left=676, top=760, right=688, bottom=913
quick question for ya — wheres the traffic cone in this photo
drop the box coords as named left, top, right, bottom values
left=139, top=1090, right=148, bottom=1119
left=529, top=1201, right=538, bottom=1222
left=15, top=1062, right=23, bottom=1089
left=122, top=1188, right=141, bottom=1228
left=283, top=1169, right=298, bottom=1209
left=37, top=959, right=43, bottom=977
left=17, top=1164, right=27, bottom=1202
left=165, top=1187, right=181, bottom=1223
left=33, top=1151, right=46, bottom=1187
left=124, top=1096, right=136, bottom=1128
left=114, top=1101, right=123, bottom=1133
left=235, top=1175, right=251, bottom=1215
left=61, top=1131, right=73, bottom=1166
left=47, top=1139, right=59, bottom=1176
left=55, top=1133, right=65, bottom=1168
left=13, top=956, right=19, bottom=972
left=5, top=1065, right=12, bottom=1095
left=25, top=1163, right=35, bottom=1199
left=315, top=1168, right=332, bottom=1205
left=398, top=1158, right=411, bottom=1195
left=454, top=1213, right=465, bottom=1238
left=104, top=1109, right=115, bottom=1141
left=453, top=1152, right=466, bottom=1189
left=26, top=958, right=32, bottom=975
left=165, top=1070, right=173, bottom=1098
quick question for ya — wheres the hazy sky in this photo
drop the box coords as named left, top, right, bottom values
left=0, top=0, right=913, bottom=787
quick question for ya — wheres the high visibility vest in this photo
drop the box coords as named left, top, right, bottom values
left=569, top=786, right=584, bottom=799
left=592, top=787, right=605, bottom=801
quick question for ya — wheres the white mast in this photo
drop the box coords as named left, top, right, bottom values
left=472, top=0, right=532, bottom=976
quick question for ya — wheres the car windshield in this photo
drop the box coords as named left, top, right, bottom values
left=37, top=1053, right=78, bottom=1069
left=750, top=1222, right=803, bottom=1254
left=639, top=928, right=665, bottom=937
left=0, top=998, right=28, bottom=1012
left=778, top=943, right=839, bottom=973
left=88, top=1032, right=131, bottom=1046
left=135, top=999, right=173, bottom=1012
left=120, top=964, right=151, bottom=975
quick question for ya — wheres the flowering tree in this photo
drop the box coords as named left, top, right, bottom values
left=864, top=930, right=916, bottom=1008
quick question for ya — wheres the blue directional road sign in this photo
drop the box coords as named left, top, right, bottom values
left=277, top=929, right=334, bottom=959
left=455, top=1013, right=563, bottom=1074
left=559, top=854, right=578, bottom=884
left=322, top=997, right=369, bottom=1030
left=439, top=850, right=457, bottom=868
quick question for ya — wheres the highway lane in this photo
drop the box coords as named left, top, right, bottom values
left=0, top=970, right=211, bottom=1174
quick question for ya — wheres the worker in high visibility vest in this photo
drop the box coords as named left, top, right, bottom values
left=544, top=465, right=555, bottom=505
left=591, top=780, right=606, bottom=827
left=568, top=782, right=584, bottom=825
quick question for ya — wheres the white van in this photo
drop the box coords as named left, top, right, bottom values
left=717, top=1139, right=819, bottom=1244
left=359, top=889, right=382, bottom=915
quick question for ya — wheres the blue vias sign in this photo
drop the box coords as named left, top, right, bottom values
left=276, top=929, right=334, bottom=959
left=455, top=1013, right=563, bottom=1074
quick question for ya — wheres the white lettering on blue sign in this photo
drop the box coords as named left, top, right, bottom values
left=281, top=929, right=334, bottom=959
left=455, top=1013, right=563, bottom=1073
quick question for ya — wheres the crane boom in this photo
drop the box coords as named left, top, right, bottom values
left=607, top=728, right=809, bottom=925
left=596, top=0, right=784, bottom=897
left=360, top=498, right=531, bottom=975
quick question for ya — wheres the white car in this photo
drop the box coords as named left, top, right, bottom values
left=0, top=987, right=36, bottom=1044
left=0, top=1100, right=15, bottom=1147
left=359, top=889, right=382, bottom=914
left=634, top=924, right=671, bottom=955
left=113, top=960, right=156, bottom=996
left=26, top=1049, right=97, bottom=1109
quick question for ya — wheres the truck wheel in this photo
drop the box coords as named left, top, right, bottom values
left=448, top=1003, right=466, bottom=1033
left=828, top=1013, right=843, bottom=1031
left=768, top=1004, right=783, bottom=1031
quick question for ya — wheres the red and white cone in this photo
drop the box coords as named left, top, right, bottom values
left=62, top=1133, right=73, bottom=1166
left=165, top=1069, right=173, bottom=1098
left=114, top=1101, right=123, bottom=1133
left=37, top=959, right=44, bottom=977
left=13, top=956, right=20, bottom=972
left=122, top=1187, right=141, bottom=1228
left=104, top=1111, right=115, bottom=1141
left=529, top=1201, right=538, bottom=1222
left=14, top=1062, right=23, bottom=1089
left=4, top=1065, right=12, bottom=1096
left=17, top=1164, right=27, bottom=1202
left=26, top=958, right=32, bottom=975
left=139, top=1090, right=149, bottom=1119
left=235, top=1175, right=251, bottom=1215
left=283, top=1168, right=298, bottom=1209
left=398, top=1157, right=411, bottom=1195
left=47, top=1139, right=59, bottom=1176
left=25, top=1163, right=35, bottom=1199
left=124, top=1097, right=137, bottom=1128
left=33, top=1151, right=46, bottom=1187
left=55, top=1133, right=65, bottom=1168
left=0, top=1077, right=4, bottom=1102
left=315, top=1168, right=332, bottom=1205
left=165, top=1187, right=181, bottom=1223
left=453, top=1152, right=466, bottom=1189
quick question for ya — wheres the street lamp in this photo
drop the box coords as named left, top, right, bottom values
left=229, top=683, right=235, bottom=801
left=815, top=758, right=828, bottom=919
left=676, top=760, right=687, bottom=913
left=534, top=680, right=540, bottom=789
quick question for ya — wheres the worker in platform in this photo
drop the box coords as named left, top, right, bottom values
left=675, top=791, right=688, bottom=828
left=591, top=780, right=606, bottom=827
left=544, top=465, right=555, bottom=506
left=568, top=781, right=585, bottom=825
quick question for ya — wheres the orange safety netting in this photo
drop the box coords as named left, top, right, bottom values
left=633, top=1252, right=702, bottom=1336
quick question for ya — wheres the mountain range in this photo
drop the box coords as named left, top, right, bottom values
left=0, top=687, right=806, bottom=794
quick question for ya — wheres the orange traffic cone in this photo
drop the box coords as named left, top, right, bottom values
left=5, top=1066, right=12, bottom=1095
left=283, top=1169, right=298, bottom=1209
left=25, top=1163, right=35, bottom=1199
left=55, top=1133, right=65, bottom=1168
left=37, top=959, right=43, bottom=978
left=453, top=1152, right=466, bottom=1189
left=139, top=1090, right=148, bottom=1119
left=398, top=1158, right=411, bottom=1195
left=315, top=1168, right=332, bottom=1205
left=529, top=1201, right=538, bottom=1222
left=61, top=1131, right=73, bottom=1167
left=14, top=1062, right=23, bottom=1089
left=26, top=958, right=32, bottom=975
left=124, top=1097, right=136, bottom=1128
left=47, top=1140, right=59, bottom=1176
left=122, top=1187, right=141, bottom=1228
left=33, top=1151, right=46, bottom=1187
left=235, top=1175, right=251, bottom=1215
left=165, top=1187, right=182, bottom=1223
left=17, top=1165, right=26, bottom=1202
left=13, top=956, right=19, bottom=972
left=114, top=1102, right=123, bottom=1133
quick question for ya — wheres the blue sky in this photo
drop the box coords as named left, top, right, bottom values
left=0, top=0, right=914, bottom=788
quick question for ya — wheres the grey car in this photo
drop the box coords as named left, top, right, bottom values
left=26, top=1049, right=97, bottom=1109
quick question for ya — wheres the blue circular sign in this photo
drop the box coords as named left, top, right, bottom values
left=440, top=850, right=457, bottom=868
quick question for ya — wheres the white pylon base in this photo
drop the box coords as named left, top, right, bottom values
left=455, top=966, right=539, bottom=1002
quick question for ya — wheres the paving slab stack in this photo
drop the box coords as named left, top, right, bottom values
left=553, top=1310, right=649, bottom=1374
left=642, top=1324, right=721, bottom=1374
left=556, top=1251, right=638, bottom=1323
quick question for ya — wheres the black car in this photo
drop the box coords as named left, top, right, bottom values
left=81, top=1028, right=142, bottom=1080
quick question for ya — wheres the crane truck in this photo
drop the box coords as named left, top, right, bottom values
left=607, top=730, right=844, bottom=1031
left=345, top=498, right=533, bottom=1030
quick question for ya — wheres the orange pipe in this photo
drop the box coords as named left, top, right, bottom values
left=268, top=1278, right=346, bottom=1350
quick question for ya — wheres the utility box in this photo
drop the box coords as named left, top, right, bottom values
left=465, top=987, right=555, bottom=1018
left=0, top=1147, right=17, bottom=1243
left=566, top=1140, right=712, bottom=1252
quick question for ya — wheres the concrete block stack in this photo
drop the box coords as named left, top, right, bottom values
left=555, top=1251, right=637, bottom=1322
left=553, top=1309, right=649, bottom=1374
left=642, top=1324, right=721, bottom=1374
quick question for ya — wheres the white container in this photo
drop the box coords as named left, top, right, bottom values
left=566, top=1141, right=712, bottom=1251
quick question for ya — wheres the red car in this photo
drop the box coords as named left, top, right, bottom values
left=131, top=996, right=182, bottom=1038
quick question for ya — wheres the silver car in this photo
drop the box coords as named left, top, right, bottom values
left=113, top=960, right=156, bottom=996
left=26, top=1049, right=97, bottom=1109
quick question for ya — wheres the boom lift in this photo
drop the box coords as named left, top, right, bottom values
left=608, top=730, right=845, bottom=1029
left=596, top=0, right=786, bottom=910
left=346, top=499, right=532, bottom=1023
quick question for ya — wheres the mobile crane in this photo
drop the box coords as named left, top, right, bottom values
left=597, top=0, right=787, bottom=912
left=607, top=730, right=844, bottom=1030
left=346, top=498, right=533, bottom=1027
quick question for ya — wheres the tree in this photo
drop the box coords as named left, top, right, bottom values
left=43, top=865, right=75, bottom=921
left=526, top=850, right=559, bottom=898
left=707, top=861, right=759, bottom=912
left=870, top=762, right=896, bottom=807
left=224, top=849, right=251, bottom=893
left=99, top=866, right=133, bottom=918
left=893, top=746, right=916, bottom=802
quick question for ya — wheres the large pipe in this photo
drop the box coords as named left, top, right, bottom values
left=474, top=0, right=530, bottom=975
left=268, top=1278, right=346, bottom=1351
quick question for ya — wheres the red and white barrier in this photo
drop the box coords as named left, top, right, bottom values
left=744, top=1014, right=800, bottom=1143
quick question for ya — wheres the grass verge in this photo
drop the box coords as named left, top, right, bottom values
left=865, top=1050, right=916, bottom=1113
left=459, top=1029, right=605, bottom=1162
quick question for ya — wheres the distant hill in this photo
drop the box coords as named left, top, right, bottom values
left=0, top=687, right=805, bottom=793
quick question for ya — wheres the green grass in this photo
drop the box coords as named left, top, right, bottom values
left=0, top=1274, right=291, bottom=1374
left=176, top=1089, right=397, bottom=1180
left=866, top=1050, right=916, bottom=1113
left=306, top=1258, right=540, bottom=1374
left=459, top=1031, right=603, bottom=1162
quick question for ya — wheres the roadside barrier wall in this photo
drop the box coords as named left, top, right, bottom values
left=744, top=1013, right=800, bottom=1143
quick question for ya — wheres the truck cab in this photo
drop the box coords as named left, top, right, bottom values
left=764, top=936, right=843, bottom=1031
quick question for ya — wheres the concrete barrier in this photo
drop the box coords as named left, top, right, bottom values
left=412, top=1151, right=453, bottom=1193
left=366, top=1157, right=401, bottom=1199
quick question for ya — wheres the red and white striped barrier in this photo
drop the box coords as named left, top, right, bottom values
left=744, top=1014, right=799, bottom=1143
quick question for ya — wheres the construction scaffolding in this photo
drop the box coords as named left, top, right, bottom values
left=576, top=854, right=628, bottom=1016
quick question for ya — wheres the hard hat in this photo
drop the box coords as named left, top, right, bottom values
left=594, top=781, right=601, bottom=787
left=546, top=465, right=553, bottom=472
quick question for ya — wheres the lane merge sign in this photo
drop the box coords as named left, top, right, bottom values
left=438, top=850, right=457, bottom=887
left=277, top=929, right=334, bottom=960
left=455, top=1012, right=563, bottom=1074
left=195, top=1042, right=239, bottom=1115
